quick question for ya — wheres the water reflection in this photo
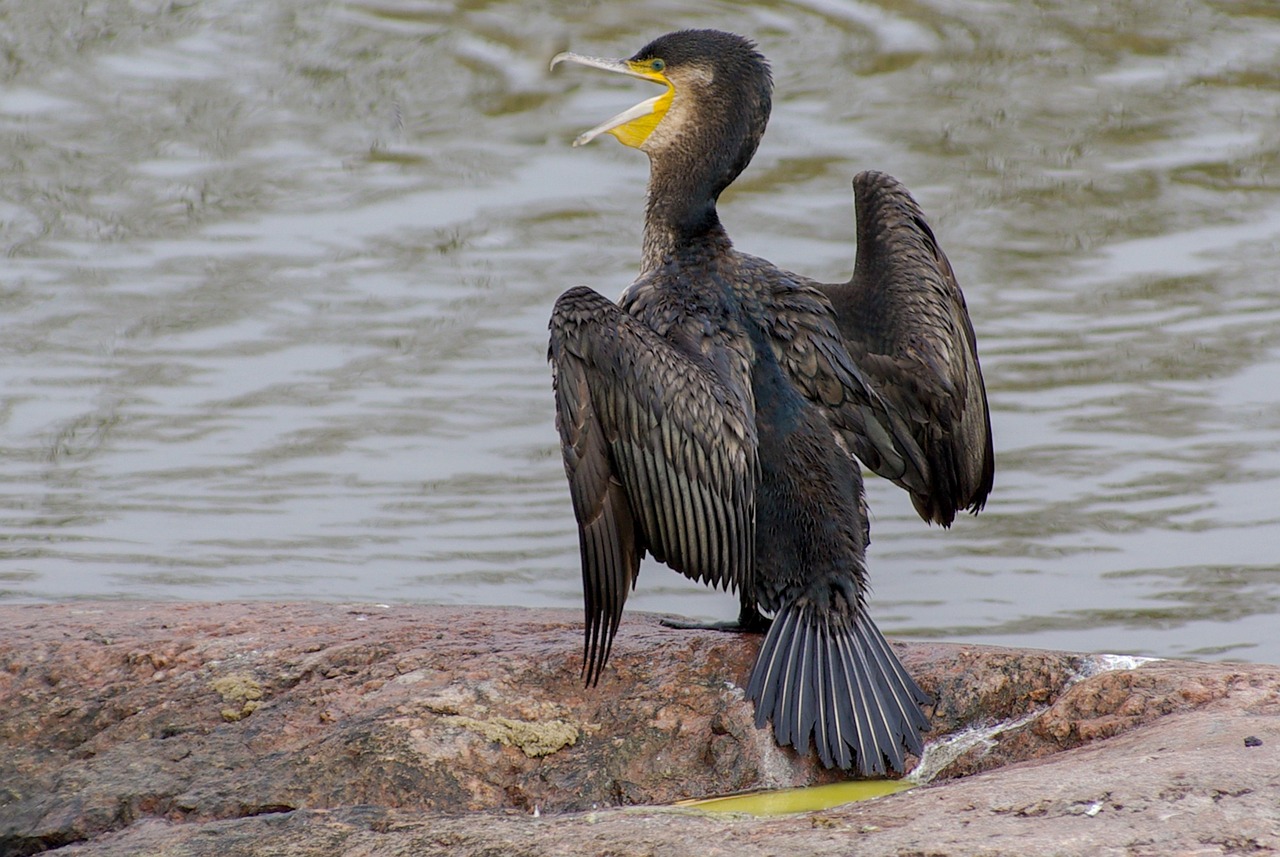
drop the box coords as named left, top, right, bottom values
left=0, top=0, right=1278, bottom=663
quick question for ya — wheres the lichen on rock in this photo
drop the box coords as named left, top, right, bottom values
left=211, top=673, right=264, bottom=722
left=440, top=713, right=579, bottom=757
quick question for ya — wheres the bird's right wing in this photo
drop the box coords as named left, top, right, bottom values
left=756, top=268, right=931, bottom=496
left=549, top=286, right=757, bottom=685
left=821, top=171, right=994, bottom=525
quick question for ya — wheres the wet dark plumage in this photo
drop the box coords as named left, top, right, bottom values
left=823, top=171, right=994, bottom=526
left=548, top=29, right=992, bottom=775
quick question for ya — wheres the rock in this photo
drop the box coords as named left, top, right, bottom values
left=0, top=603, right=1277, bottom=856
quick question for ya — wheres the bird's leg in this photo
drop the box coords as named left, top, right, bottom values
left=660, top=595, right=772, bottom=634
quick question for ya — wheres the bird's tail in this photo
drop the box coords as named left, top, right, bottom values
left=745, top=597, right=930, bottom=774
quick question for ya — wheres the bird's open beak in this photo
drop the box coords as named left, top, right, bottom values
left=549, top=52, right=674, bottom=149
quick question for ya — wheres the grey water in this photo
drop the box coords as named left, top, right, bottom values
left=2, top=0, right=1278, bottom=664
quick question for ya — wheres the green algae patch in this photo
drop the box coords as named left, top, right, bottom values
left=442, top=714, right=579, bottom=757
left=673, top=779, right=913, bottom=816
left=211, top=674, right=264, bottom=722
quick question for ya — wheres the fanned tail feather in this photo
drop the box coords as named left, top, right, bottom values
left=745, top=599, right=930, bottom=775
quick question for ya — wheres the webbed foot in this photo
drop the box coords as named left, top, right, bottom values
left=660, top=604, right=771, bottom=634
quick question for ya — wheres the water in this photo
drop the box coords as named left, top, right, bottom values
left=1, top=0, right=1278, bottom=664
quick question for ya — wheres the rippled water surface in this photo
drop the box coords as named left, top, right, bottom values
left=2, top=0, right=1278, bottom=663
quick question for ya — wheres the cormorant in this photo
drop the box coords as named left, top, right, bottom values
left=547, top=29, right=993, bottom=775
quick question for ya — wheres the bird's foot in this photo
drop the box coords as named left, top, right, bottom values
left=660, top=606, right=771, bottom=634
left=660, top=617, right=746, bottom=631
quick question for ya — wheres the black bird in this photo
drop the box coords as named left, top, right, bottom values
left=547, top=29, right=992, bottom=775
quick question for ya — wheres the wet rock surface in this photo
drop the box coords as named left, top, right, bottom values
left=1, top=602, right=1277, bottom=856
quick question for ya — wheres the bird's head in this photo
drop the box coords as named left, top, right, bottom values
left=551, top=30, right=773, bottom=192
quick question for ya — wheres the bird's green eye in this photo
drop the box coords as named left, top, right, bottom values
left=650, top=58, right=665, bottom=72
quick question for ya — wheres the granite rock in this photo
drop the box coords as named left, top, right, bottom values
left=0, top=602, right=1276, bottom=856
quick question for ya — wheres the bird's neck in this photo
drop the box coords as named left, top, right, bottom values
left=640, top=150, right=732, bottom=272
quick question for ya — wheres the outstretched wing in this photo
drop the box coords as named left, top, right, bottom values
left=821, top=170, right=994, bottom=526
left=753, top=259, right=931, bottom=499
left=548, top=285, right=757, bottom=685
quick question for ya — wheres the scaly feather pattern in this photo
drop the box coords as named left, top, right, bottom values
left=549, top=285, right=757, bottom=685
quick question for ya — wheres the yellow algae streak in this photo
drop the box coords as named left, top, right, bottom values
left=673, top=779, right=912, bottom=816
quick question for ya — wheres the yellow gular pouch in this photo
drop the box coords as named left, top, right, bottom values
left=606, top=63, right=674, bottom=149
left=551, top=51, right=678, bottom=148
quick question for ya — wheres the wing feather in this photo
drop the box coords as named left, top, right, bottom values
left=753, top=262, right=931, bottom=495
left=821, top=170, right=994, bottom=525
left=549, top=285, right=757, bottom=683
